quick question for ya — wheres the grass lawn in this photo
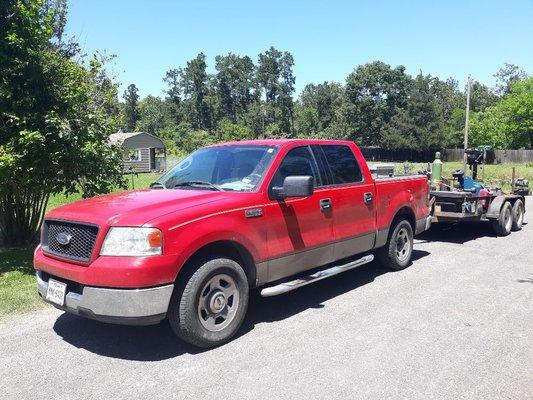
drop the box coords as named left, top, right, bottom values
left=0, top=247, right=43, bottom=319
left=384, top=161, right=533, bottom=192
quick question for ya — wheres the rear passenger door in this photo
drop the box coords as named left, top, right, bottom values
left=317, top=144, right=377, bottom=260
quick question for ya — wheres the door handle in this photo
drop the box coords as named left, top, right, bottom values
left=364, top=192, right=373, bottom=204
left=320, top=198, right=332, bottom=212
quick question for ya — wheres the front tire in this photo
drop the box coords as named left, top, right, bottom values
left=377, top=219, right=414, bottom=271
left=492, top=201, right=513, bottom=236
left=511, top=199, right=524, bottom=231
left=168, top=257, right=249, bottom=348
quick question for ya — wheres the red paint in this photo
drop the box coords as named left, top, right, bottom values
left=34, top=139, right=429, bottom=288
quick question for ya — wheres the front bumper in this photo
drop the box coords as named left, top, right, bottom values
left=37, top=271, right=174, bottom=325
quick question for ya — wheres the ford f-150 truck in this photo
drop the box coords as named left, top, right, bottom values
left=34, top=139, right=431, bottom=347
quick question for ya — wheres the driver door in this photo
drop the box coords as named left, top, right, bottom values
left=264, top=146, right=335, bottom=282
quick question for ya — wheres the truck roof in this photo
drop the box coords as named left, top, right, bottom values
left=212, top=138, right=356, bottom=147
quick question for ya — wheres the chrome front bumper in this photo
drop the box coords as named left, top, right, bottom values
left=36, top=271, right=174, bottom=325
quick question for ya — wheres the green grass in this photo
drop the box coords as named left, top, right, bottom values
left=0, top=247, right=44, bottom=319
left=384, top=161, right=533, bottom=192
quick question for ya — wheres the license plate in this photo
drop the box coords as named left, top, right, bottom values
left=46, top=279, right=67, bottom=306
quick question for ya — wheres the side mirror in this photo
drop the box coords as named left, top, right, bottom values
left=272, top=176, right=314, bottom=199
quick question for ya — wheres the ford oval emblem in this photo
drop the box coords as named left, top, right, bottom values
left=56, top=232, right=72, bottom=246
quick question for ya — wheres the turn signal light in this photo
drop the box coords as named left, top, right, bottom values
left=148, top=230, right=163, bottom=248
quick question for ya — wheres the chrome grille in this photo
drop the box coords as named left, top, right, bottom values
left=43, top=220, right=99, bottom=263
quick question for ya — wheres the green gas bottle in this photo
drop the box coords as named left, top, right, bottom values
left=431, top=152, right=443, bottom=188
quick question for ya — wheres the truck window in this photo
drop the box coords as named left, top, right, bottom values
left=270, top=146, right=321, bottom=190
left=321, top=145, right=363, bottom=184
left=159, top=145, right=277, bottom=191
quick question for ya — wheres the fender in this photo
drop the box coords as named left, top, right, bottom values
left=374, top=189, right=417, bottom=248
left=486, top=195, right=523, bottom=219
left=381, top=189, right=416, bottom=227
left=166, top=210, right=265, bottom=284
left=174, top=229, right=261, bottom=267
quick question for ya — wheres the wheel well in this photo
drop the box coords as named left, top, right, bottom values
left=176, top=241, right=257, bottom=288
left=393, top=206, right=416, bottom=232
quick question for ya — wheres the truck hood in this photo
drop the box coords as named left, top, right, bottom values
left=46, top=189, right=229, bottom=227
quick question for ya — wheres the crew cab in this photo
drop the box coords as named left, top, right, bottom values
left=34, top=139, right=431, bottom=347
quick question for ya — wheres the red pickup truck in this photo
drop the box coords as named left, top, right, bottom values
left=34, top=139, right=431, bottom=347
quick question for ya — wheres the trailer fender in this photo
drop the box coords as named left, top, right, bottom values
left=486, top=195, right=523, bottom=219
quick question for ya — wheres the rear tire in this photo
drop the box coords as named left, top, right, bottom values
left=492, top=201, right=513, bottom=236
left=511, top=199, right=524, bottom=231
left=377, top=219, right=414, bottom=271
left=168, top=257, right=249, bottom=348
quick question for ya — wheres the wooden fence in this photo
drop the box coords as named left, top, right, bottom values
left=443, top=148, right=533, bottom=163
left=359, top=147, right=533, bottom=163
left=360, top=147, right=436, bottom=163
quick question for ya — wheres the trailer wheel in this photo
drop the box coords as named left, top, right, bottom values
left=377, top=219, right=413, bottom=270
left=511, top=199, right=524, bottom=231
left=168, top=257, right=249, bottom=348
left=492, top=201, right=513, bottom=236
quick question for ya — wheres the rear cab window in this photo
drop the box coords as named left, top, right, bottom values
left=320, top=145, right=363, bottom=185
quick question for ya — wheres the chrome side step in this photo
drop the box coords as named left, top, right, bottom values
left=260, top=254, right=374, bottom=297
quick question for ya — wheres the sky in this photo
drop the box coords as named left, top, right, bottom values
left=65, top=0, right=533, bottom=99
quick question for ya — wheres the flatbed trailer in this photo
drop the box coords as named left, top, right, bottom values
left=430, top=190, right=526, bottom=235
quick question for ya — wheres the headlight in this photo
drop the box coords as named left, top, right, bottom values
left=100, top=227, right=163, bottom=256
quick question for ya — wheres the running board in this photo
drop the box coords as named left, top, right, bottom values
left=260, top=254, right=374, bottom=297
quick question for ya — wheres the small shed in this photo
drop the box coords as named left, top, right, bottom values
left=109, top=132, right=166, bottom=173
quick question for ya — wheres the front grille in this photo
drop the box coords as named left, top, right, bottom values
left=43, top=220, right=99, bottom=263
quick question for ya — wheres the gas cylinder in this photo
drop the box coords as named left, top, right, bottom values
left=431, top=152, right=443, bottom=188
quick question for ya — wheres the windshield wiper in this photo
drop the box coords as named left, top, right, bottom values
left=174, top=181, right=222, bottom=191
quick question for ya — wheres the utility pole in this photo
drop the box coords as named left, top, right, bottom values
left=463, top=75, right=472, bottom=171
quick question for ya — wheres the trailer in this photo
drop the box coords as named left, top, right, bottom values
left=429, top=147, right=526, bottom=236
left=430, top=190, right=525, bottom=236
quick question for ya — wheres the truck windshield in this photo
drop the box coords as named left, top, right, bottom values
left=158, top=145, right=278, bottom=191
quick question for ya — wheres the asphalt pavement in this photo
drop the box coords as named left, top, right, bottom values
left=1, top=197, right=532, bottom=400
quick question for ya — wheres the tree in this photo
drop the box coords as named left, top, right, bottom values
left=123, top=83, right=140, bottom=131
left=0, top=0, right=125, bottom=244
left=345, top=61, right=410, bottom=145
left=430, top=77, right=465, bottom=147
left=178, top=53, right=212, bottom=130
left=256, top=47, right=296, bottom=134
left=383, top=74, right=445, bottom=150
left=215, top=53, right=256, bottom=123
left=294, top=106, right=320, bottom=136
left=216, top=119, right=251, bottom=142
left=299, top=82, right=344, bottom=131
left=163, top=68, right=183, bottom=106
left=493, top=63, right=527, bottom=97
left=470, top=77, right=533, bottom=149
left=136, top=95, right=174, bottom=135
left=469, top=81, right=498, bottom=112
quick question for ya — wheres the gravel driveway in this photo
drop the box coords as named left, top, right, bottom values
left=2, top=197, right=532, bottom=400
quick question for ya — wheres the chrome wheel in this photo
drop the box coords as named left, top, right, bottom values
left=504, top=207, right=512, bottom=232
left=197, top=273, right=240, bottom=332
left=514, top=204, right=524, bottom=227
left=395, top=227, right=411, bottom=262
